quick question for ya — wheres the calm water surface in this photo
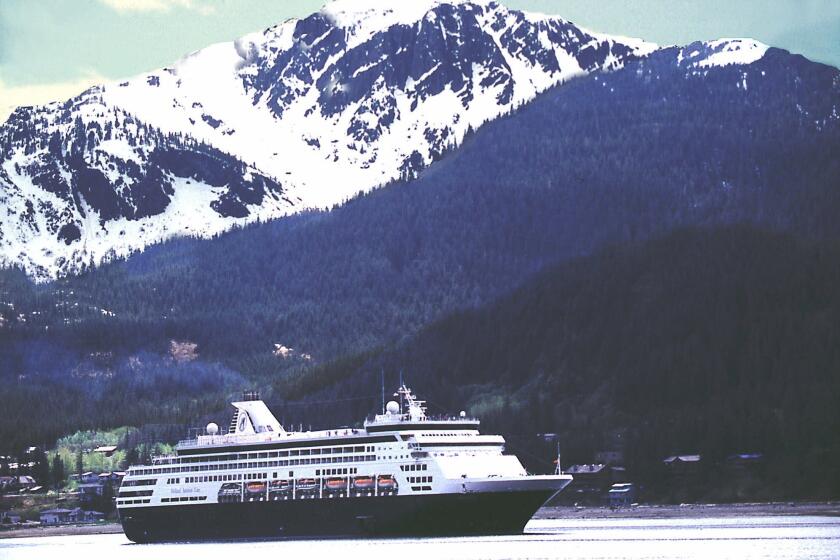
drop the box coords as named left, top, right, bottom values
left=1, top=516, right=838, bottom=560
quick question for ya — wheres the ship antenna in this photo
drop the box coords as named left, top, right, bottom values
left=381, top=368, right=385, bottom=414
left=399, top=370, right=404, bottom=413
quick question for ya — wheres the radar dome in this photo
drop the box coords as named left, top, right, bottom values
left=386, top=401, right=400, bottom=414
left=460, top=411, right=467, bottom=418
left=206, top=422, right=219, bottom=435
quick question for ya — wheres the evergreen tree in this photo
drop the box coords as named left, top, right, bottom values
left=30, top=448, right=50, bottom=486
left=51, top=455, right=66, bottom=489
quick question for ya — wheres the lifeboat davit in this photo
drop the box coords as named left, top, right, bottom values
left=296, top=478, right=318, bottom=491
left=270, top=480, right=291, bottom=491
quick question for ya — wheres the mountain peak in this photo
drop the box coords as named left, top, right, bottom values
left=321, top=0, right=491, bottom=22
left=0, top=2, right=802, bottom=281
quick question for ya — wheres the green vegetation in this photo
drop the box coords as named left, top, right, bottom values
left=0, top=49, right=838, bottom=501
left=263, top=227, right=840, bottom=500
left=44, top=427, right=174, bottom=490
left=3, top=224, right=840, bottom=500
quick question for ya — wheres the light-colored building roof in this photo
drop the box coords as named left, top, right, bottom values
left=94, top=446, right=118, bottom=453
left=609, top=483, right=635, bottom=493
left=663, top=454, right=701, bottom=464
left=566, top=463, right=607, bottom=474
left=727, top=452, right=764, bottom=461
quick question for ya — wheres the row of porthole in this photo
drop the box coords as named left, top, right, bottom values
left=161, top=496, right=207, bottom=503
left=407, top=476, right=432, bottom=484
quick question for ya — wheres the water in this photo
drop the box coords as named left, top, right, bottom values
left=1, top=516, right=838, bottom=560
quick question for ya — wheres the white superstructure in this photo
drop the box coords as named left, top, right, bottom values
left=117, top=386, right=563, bottom=509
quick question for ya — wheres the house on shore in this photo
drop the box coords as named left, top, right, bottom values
left=39, top=508, right=105, bottom=525
left=93, top=445, right=118, bottom=457
left=608, top=483, right=638, bottom=507
left=561, top=464, right=611, bottom=504
left=1, top=512, right=22, bottom=524
left=663, top=454, right=702, bottom=479
left=39, top=508, right=75, bottom=525
left=0, top=475, right=37, bottom=493
left=78, top=471, right=124, bottom=507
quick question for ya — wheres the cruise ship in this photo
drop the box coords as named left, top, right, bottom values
left=117, top=386, right=572, bottom=542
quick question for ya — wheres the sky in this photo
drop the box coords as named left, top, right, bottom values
left=1, top=0, right=838, bottom=121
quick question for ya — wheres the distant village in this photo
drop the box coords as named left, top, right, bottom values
left=555, top=450, right=765, bottom=507
left=0, top=444, right=124, bottom=529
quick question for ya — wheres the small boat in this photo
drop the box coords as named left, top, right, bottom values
left=269, top=480, right=291, bottom=493
left=217, top=482, right=242, bottom=504
left=352, top=476, right=375, bottom=490
left=377, top=475, right=397, bottom=489
left=296, top=478, right=318, bottom=491
left=246, top=481, right=266, bottom=494
left=324, top=477, right=347, bottom=490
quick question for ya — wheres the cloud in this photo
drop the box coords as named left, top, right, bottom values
left=0, top=71, right=108, bottom=124
left=97, top=0, right=216, bottom=16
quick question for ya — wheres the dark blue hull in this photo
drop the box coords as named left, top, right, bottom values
left=119, top=489, right=554, bottom=542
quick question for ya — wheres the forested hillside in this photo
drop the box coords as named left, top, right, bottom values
left=1, top=46, right=838, bottom=464
left=276, top=227, right=840, bottom=499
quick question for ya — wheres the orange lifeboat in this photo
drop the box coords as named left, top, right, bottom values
left=377, top=475, right=397, bottom=489
left=352, top=476, right=375, bottom=490
left=324, top=477, right=347, bottom=491
left=246, top=481, right=266, bottom=494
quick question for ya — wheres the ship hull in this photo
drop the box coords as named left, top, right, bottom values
left=119, top=488, right=556, bottom=543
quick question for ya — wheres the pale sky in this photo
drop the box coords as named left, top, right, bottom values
left=1, top=0, right=838, bottom=122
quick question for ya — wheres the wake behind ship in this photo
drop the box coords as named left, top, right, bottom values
left=117, top=386, right=572, bottom=542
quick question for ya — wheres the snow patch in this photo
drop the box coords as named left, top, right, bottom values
left=0, top=0, right=667, bottom=279
left=697, top=39, right=768, bottom=68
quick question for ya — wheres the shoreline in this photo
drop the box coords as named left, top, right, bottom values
left=0, top=522, right=124, bottom=539
left=534, top=501, right=840, bottom=520
left=1, top=502, right=838, bottom=539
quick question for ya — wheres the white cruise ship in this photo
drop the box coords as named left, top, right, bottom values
left=117, top=386, right=572, bottom=542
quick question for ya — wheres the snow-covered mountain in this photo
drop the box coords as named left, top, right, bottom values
left=0, top=0, right=772, bottom=279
